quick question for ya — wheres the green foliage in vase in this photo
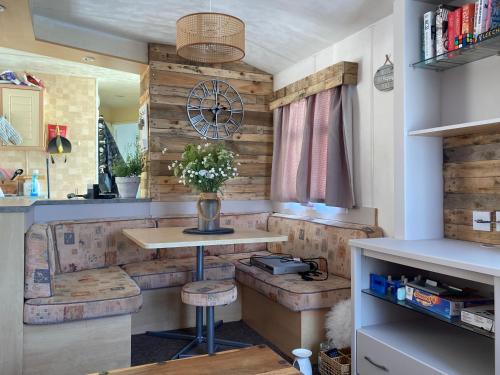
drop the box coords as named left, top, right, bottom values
left=112, top=138, right=145, bottom=177
left=170, top=142, right=239, bottom=193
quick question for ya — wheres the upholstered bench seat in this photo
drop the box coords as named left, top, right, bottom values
left=219, top=251, right=351, bottom=312
left=24, top=266, right=142, bottom=325
left=121, top=256, right=235, bottom=290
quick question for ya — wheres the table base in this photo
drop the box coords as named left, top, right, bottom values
left=146, top=321, right=251, bottom=359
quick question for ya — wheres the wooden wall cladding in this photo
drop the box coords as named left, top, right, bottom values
left=269, top=61, right=358, bottom=110
left=143, top=44, right=274, bottom=202
left=443, top=132, right=500, bottom=244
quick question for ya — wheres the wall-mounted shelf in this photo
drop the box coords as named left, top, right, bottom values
left=409, top=118, right=500, bottom=137
left=411, top=27, right=500, bottom=72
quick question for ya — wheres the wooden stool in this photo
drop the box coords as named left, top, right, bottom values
left=181, top=280, right=237, bottom=355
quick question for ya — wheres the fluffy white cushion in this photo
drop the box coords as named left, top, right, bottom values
left=325, top=298, right=352, bottom=348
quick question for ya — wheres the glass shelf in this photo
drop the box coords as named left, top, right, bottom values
left=411, top=28, right=500, bottom=71
left=362, top=288, right=495, bottom=339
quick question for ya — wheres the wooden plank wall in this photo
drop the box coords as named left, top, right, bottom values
left=444, top=132, right=500, bottom=244
left=141, top=44, right=273, bottom=201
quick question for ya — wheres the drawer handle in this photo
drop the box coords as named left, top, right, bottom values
left=364, top=356, right=388, bottom=372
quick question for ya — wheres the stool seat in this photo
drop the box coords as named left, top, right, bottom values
left=181, top=280, right=237, bottom=307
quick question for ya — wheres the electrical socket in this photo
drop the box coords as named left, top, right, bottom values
left=473, top=211, right=492, bottom=232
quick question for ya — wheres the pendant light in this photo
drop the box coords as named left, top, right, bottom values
left=176, top=0, right=245, bottom=64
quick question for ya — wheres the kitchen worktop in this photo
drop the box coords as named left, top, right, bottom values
left=0, top=197, right=152, bottom=212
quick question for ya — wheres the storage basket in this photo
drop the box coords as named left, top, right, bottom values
left=319, top=348, right=351, bottom=375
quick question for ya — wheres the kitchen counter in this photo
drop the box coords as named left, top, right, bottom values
left=0, top=197, right=152, bottom=213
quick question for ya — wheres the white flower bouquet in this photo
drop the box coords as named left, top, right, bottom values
left=169, top=143, right=239, bottom=193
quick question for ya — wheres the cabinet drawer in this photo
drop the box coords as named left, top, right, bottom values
left=357, top=330, right=443, bottom=375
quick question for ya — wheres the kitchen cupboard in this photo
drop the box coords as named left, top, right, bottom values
left=0, top=84, right=44, bottom=150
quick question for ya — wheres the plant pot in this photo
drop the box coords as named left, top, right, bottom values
left=197, top=192, right=221, bottom=232
left=115, top=176, right=140, bottom=198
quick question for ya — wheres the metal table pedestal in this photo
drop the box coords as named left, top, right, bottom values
left=145, top=246, right=250, bottom=358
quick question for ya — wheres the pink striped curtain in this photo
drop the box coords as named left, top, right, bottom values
left=271, top=86, right=355, bottom=208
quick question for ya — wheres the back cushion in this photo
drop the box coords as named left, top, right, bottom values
left=53, top=219, right=157, bottom=272
left=25, top=224, right=56, bottom=298
left=267, top=214, right=383, bottom=279
left=157, top=213, right=271, bottom=259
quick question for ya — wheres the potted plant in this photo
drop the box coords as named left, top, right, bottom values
left=112, top=140, right=144, bottom=198
left=170, top=142, right=239, bottom=232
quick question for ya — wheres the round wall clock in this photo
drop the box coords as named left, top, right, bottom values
left=187, top=79, right=244, bottom=140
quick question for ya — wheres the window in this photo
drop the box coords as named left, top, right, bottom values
left=271, top=85, right=355, bottom=209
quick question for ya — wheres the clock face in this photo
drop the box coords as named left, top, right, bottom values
left=187, top=79, right=244, bottom=140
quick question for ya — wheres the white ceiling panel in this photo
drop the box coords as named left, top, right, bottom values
left=29, top=0, right=394, bottom=73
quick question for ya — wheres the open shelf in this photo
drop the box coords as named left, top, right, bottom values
left=411, top=27, right=500, bottom=71
left=362, top=288, right=495, bottom=339
left=359, top=318, right=494, bottom=375
left=409, top=117, right=500, bottom=137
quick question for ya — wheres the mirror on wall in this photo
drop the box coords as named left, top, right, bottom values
left=0, top=47, right=141, bottom=199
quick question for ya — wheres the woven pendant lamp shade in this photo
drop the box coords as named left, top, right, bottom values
left=176, top=12, right=245, bottom=63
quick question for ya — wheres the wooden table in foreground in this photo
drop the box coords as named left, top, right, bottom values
left=89, top=345, right=299, bottom=375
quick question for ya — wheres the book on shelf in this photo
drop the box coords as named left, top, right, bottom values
left=462, top=3, right=476, bottom=34
left=436, top=5, right=458, bottom=56
left=492, top=0, right=500, bottom=28
left=423, top=11, right=436, bottom=59
left=484, top=0, right=494, bottom=32
left=448, top=10, right=457, bottom=51
left=476, top=0, right=487, bottom=34
left=453, top=8, right=463, bottom=49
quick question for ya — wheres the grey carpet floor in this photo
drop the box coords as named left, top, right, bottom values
left=131, top=320, right=291, bottom=367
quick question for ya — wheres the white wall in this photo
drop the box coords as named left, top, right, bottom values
left=441, top=56, right=500, bottom=125
left=273, top=15, right=395, bottom=236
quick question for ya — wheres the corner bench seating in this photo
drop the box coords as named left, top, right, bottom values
left=22, top=212, right=382, bottom=375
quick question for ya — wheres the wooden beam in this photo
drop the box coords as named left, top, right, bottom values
left=150, top=61, right=273, bottom=83
left=269, top=61, right=358, bottom=110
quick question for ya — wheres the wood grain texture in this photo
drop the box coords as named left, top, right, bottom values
left=144, top=44, right=273, bottom=202
left=24, top=315, right=131, bottom=375
left=443, top=132, right=500, bottom=244
left=88, top=345, right=298, bottom=375
left=241, top=285, right=327, bottom=364
left=122, top=227, right=288, bottom=250
left=269, top=61, right=358, bottom=110
left=0, top=213, right=25, bottom=375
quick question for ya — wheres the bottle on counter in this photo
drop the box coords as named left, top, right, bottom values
left=26, top=170, right=41, bottom=197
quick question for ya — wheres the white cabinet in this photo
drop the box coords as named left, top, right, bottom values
left=351, top=238, right=497, bottom=375
left=0, top=85, right=44, bottom=150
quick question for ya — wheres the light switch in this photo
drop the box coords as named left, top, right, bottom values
left=473, top=211, right=491, bottom=232
left=496, top=212, right=500, bottom=232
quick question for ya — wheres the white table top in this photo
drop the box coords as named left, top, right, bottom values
left=350, top=237, right=500, bottom=277
left=123, top=227, right=288, bottom=249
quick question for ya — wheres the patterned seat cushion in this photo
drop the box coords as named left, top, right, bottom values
left=181, top=280, right=237, bottom=307
left=156, top=213, right=270, bottom=258
left=220, top=252, right=350, bottom=312
left=121, top=256, right=235, bottom=290
left=267, top=214, right=383, bottom=279
left=25, top=224, right=57, bottom=298
left=53, top=219, right=157, bottom=272
left=24, top=266, right=142, bottom=325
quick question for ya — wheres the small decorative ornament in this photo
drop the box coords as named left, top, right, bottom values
left=374, top=54, right=394, bottom=92
left=187, top=79, right=244, bottom=140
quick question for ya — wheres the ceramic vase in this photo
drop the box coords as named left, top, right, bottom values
left=115, top=176, right=140, bottom=198
left=292, top=348, right=312, bottom=375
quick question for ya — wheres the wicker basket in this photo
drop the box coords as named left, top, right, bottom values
left=319, top=348, right=351, bottom=375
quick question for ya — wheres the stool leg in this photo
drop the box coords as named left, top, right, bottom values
left=206, top=306, right=215, bottom=355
